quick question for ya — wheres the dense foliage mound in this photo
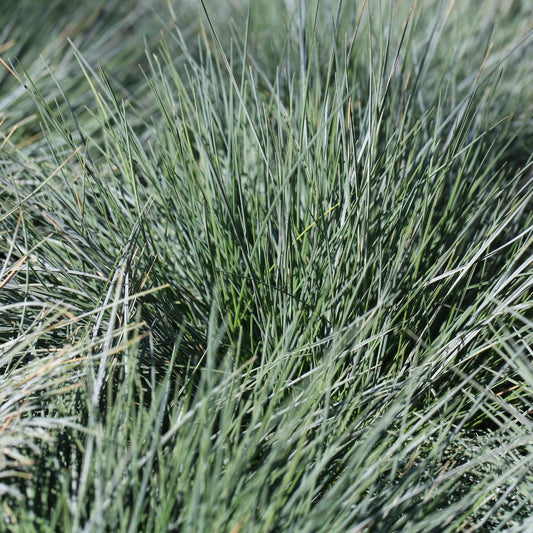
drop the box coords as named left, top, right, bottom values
left=1, top=1, right=532, bottom=530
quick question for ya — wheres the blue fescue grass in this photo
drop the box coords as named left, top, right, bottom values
left=1, top=0, right=532, bottom=531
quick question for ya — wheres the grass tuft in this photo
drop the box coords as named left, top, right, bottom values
left=1, top=0, right=532, bottom=530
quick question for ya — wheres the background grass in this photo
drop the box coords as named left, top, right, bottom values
left=1, top=0, right=532, bottom=531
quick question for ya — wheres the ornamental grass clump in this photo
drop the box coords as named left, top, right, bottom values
left=1, top=0, right=532, bottom=530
